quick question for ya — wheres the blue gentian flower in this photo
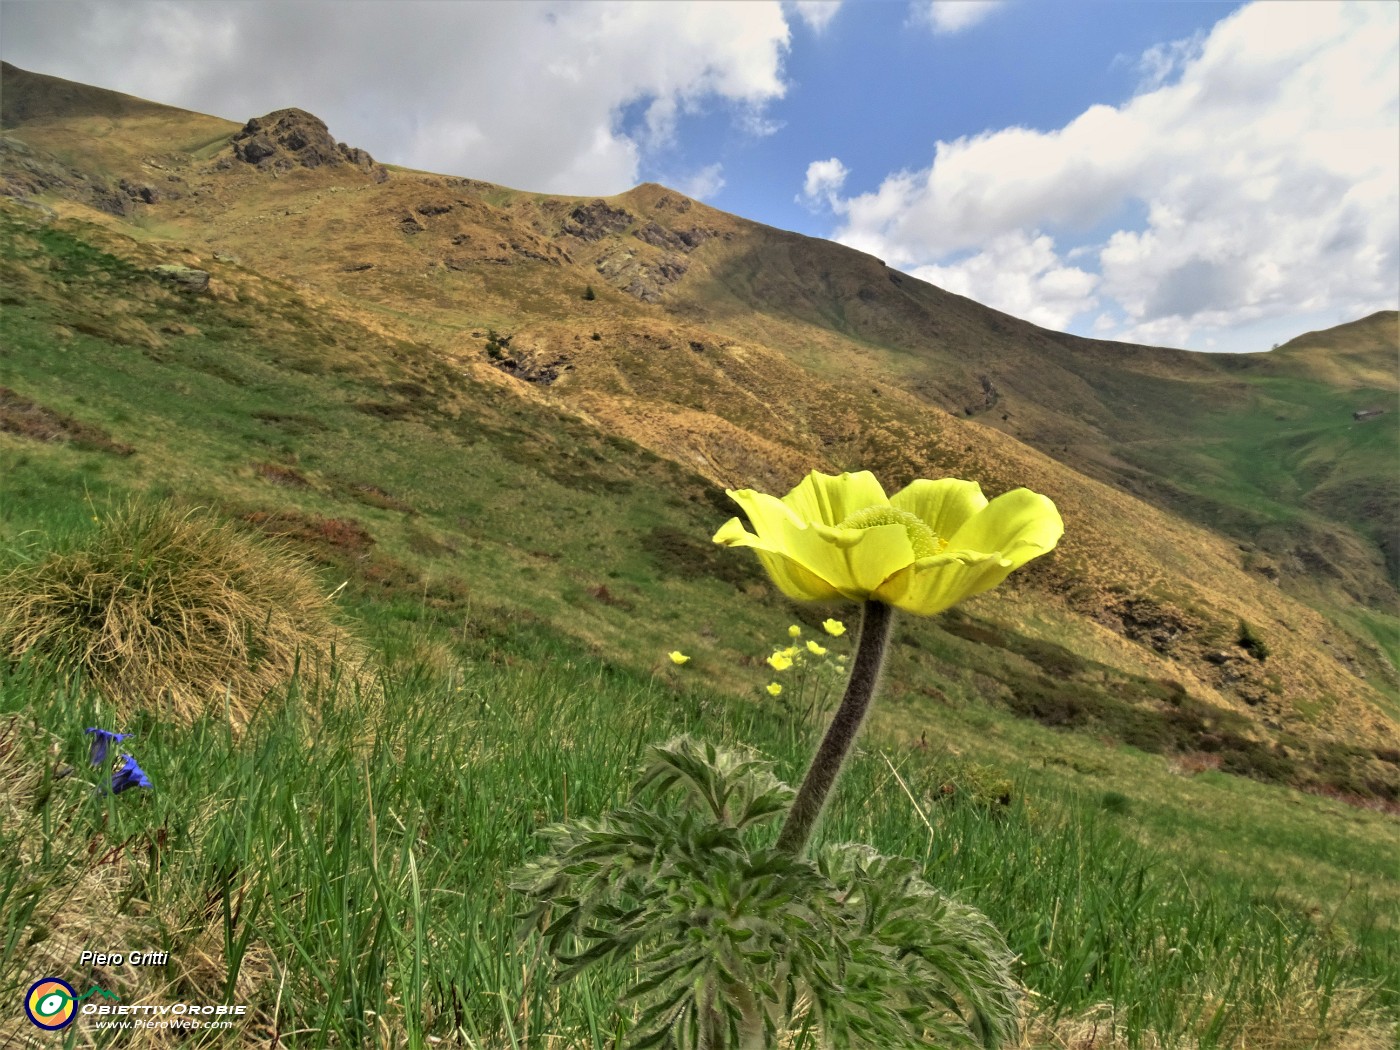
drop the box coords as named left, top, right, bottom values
left=85, top=728, right=131, bottom=765
left=110, top=755, right=152, bottom=794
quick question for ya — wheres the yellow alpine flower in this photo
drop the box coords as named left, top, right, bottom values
left=714, top=469, right=1062, bottom=616
left=788, top=624, right=803, bottom=637
left=806, top=640, right=827, bottom=656
left=668, top=651, right=690, bottom=665
left=767, top=682, right=783, bottom=696
left=822, top=618, right=846, bottom=636
left=767, top=651, right=794, bottom=672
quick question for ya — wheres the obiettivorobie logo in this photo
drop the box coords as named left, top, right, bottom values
left=23, top=975, right=248, bottom=1032
left=24, top=978, right=120, bottom=1031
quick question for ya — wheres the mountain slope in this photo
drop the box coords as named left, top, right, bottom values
left=1, top=62, right=1396, bottom=800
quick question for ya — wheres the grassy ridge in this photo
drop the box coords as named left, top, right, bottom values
left=1106, top=368, right=1400, bottom=594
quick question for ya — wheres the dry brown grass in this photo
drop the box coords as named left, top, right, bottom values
left=0, top=500, right=362, bottom=727
left=0, top=385, right=135, bottom=455
left=1019, top=991, right=1399, bottom=1050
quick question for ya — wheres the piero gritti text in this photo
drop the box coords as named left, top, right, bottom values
left=80, top=949, right=170, bottom=967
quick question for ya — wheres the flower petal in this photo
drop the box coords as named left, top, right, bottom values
left=719, top=489, right=807, bottom=540
left=876, top=552, right=1007, bottom=615
left=946, top=488, right=1064, bottom=560
left=890, top=478, right=988, bottom=541
left=780, top=470, right=889, bottom=527
left=880, top=489, right=1063, bottom=614
left=716, top=517, right=847, bottom=601
left=808, top=520, right=917, bottom=595
left=717, top=512, right=914, bottom=599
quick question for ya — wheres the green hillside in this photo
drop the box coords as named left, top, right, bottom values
left=1, top=63, right=1398, bottom=1048
left=3, top=193, right=1398, bottom=1050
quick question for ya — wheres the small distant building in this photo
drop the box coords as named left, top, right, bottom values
left=1352, top=408, right=1386, bottom=421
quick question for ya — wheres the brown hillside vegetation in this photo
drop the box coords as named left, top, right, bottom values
left=1, top=61, right=1397, bottom=797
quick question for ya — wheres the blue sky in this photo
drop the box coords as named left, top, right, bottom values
left=637, top=2, right=1240, bottom=239
left=2, top=0, right=1396, bottom=352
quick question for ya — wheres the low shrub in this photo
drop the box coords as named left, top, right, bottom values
left=1237, top=619, right=1270, bottom=661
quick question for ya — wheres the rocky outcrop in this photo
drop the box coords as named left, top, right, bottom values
left=562, top=200, right=632, bottom=241
left=229, top=109, right=387, bottom=182
left=633, top=221, right=714, bottom=252
left=152, top=264, right=210, bottom=293
left=0, top=135, right=132, bottom=215
left=595, top=247, right=688, bottom=303
left=964, top=374, right=1001, bottom=416
left=484, top=334, right=572, bottom=386
left=117, top=178, right=162, bottom=203
left=651, top=192, right=692, bottom=214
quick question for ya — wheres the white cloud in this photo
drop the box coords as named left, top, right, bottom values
left=914, top=1, right=1006, bottom=35
left=737, top=106, right=786, bottom=139
left=791, top=1, right=842, bottom=33
left=798, top=157, right=850, bottom=209
left=913, top=231, right=1098, bottom=330
left=1134, top=29, right=1206, bottom=91
left=0, top=0, right=792, bottom=196
left=673, top=162, right=726, bottom=201
left=820, top=1, right=1399, bottom=348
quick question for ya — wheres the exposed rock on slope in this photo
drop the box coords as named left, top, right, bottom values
left=229, top=109, right=386, bottom=181
left=562, top=200, right=632, bottom=241
left=0, top=135, right=137, bottom=216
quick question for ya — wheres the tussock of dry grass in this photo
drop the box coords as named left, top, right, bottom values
left=0, top=500, right=360, bottom=726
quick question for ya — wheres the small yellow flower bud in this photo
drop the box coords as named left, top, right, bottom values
left=788, top=624, right=802, bottom=637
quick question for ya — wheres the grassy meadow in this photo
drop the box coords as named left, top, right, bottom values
left=2, top=202, right=1399, bottom=1048
left=2, top=584, right=1398, bottom=1048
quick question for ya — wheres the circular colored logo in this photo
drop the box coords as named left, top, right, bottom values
left=25, top=978, right=77, bottom=1030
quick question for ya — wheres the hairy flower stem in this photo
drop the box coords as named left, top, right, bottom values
left=775, top=600, right=895, bottom=857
